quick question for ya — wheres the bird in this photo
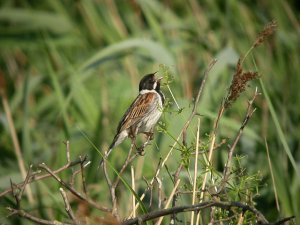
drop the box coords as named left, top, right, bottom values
left=101, top=72, right=165, bottom=164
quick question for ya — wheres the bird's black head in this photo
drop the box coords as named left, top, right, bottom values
left=139, top=72, right=162, bottom=92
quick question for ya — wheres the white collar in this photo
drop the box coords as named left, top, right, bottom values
left=139, top=89, right=156, bottom=95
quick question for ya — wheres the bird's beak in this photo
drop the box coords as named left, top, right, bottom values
left=156, top=77, right=163, bottom=81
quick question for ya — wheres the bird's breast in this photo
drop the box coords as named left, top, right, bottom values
left=139, top=109, right=162, bottom=133
left=138, top=92, right=163, bottom=133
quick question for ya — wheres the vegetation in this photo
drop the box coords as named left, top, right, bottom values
left=0, top=1, right=299, bottom=224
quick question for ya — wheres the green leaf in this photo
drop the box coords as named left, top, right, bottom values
left=79, top=38, right=174, bottom=71
left=0, top=8, right=73, bottom=34
left=260, top=79, right=300, bottom=178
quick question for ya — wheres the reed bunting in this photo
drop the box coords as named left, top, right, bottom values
left=102, top=72, right=165, bottom=162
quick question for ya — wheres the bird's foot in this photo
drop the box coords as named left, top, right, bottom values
left=137, top=146, right=145, bottom=156
left=144, top=132, right=154, bottom=140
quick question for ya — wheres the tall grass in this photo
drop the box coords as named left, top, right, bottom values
left=0, top=0, right=299, bottom=224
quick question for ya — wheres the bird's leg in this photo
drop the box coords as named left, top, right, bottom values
left=146, top=132, right=154, bottom=140
left=128, top=128, right=140, bottom=153
left=137, top=132, right=154, bottom=155
left=136, top=138, right=146, bottom=156
left=133, top=140, right=140, bottom=153
left=129, top=135, right=138, bottom=149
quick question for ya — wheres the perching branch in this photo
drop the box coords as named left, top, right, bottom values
left=219, top=88, right=260, bottom=192
left=123, top=200, right=269, bottom=225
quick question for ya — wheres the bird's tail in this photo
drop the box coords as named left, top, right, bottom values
left=99, top=132, right=125, bottom=167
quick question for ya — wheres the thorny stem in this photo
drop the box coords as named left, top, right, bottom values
left=219, top=88, right=260, bottom=192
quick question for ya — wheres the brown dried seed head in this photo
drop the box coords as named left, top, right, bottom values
left=254, top=20, right=277, bottom=48
left=224, top=59, right=259, bottom=109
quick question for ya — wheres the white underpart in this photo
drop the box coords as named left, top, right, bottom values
left=137, top=89, right=163, bottom=133
left=137, top=106, right=162, bottom=133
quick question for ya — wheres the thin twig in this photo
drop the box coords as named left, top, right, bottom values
left=103, top=141, right=136, bottom=218
left=71, top=161, right=91, bottom=187
left=237, top=212, right=244, bottom=225
left=170, top=163, right=183, bottom=224
left=182, top=59, right=218, bottom=140
left=103, top=157, right=112, bottom=187
left=11, top=164, right=34, bottom=208
left=209, top=206, right=216, bottom=224
left=191, top=118, right=200, bottom=225
left=155, top=177, right=163, bottom=209
left=128, top=158, right=162, bottom=218
left=39, top=163, right=111, bottom=212
left=79, top=156, right=87, bottom=196
left=18, top=165, right=33, bottom=201
left=10, top=179, right=20, bottom=208
left=176, top=190, right=202, bottom=195
left=155, top=179, right=181, bottom=225
left=195, top=133, right=216, bottom=225
left=142, top=176, right=153, bottom=208
left=59, top=188, right=80, bottom=225
left=167, top=84, right=180, bottom=110
left=271, top=216, right=295, bottom=225
left=131, top=166, right=136, bottom=218
left=7, top=207, right=72, bottom=225
left=112, top=144, right=137, bottom=189
left=0, top=153, right=87, bottom=198
left=102, top=154, right=115, bottom=216
left=63, top=140, right=71, bottom=163
left=190, top=139, right=227, bottom=155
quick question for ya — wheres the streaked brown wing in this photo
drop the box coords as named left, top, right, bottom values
left=117, top=92, right=156, bottom=132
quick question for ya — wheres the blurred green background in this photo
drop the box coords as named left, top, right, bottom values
left=0, top=0, right=299, bottom=224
